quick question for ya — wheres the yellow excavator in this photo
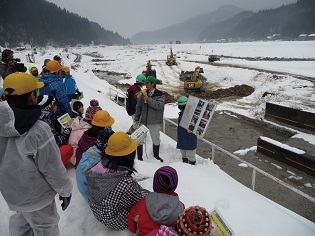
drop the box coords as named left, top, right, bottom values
left=142, top=61, right=162, bottom=84
left=181, top=66, right=205, bottom=92
left=166, top=47, right=177, bottom=66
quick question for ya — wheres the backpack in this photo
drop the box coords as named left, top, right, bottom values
left=126, top=90, right=136, bottom=116
left=63, top=75, right=78, bottom=95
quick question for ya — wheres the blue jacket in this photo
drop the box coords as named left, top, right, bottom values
left=176, top=111, right=197, bottom=150
left=39, top=73, right=72, bottom=116
left=76, top=145, right=102, bottom=202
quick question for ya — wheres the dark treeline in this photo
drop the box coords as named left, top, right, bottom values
left=199, top=0, right=315, bottom=42
left=0, top=0, right=130, bottom=47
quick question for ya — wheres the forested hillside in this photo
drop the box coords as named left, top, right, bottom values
left=0, top=0, right=130, bottom=47
left=131, top=0, right=315, bottom=44
left=199, top=0, right=315, bottom=42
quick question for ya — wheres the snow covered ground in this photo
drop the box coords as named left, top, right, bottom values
left=1, top=41, right=315, bottom=235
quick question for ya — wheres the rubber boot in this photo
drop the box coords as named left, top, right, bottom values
left=188, top=160, right=196, bottom=165
left=182, top=157, right=188, bottom=163
left=153, top=145, right=163, bottom=162
left=137, top=145, right=143, bottom=161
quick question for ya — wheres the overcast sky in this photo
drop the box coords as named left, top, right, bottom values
left=47, top=0, right=297, bottom=38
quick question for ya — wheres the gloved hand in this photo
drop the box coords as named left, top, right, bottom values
left=62, top=127, right=72, bottom=136
left=59, top=194, right=71, bottom=211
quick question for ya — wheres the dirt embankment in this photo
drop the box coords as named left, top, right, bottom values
left=162, top=84, right=255, bottom=103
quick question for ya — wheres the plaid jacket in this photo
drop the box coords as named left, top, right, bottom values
left=86, top=166, right=147, bottom=231
left=39, top=73, right=72, bottom=116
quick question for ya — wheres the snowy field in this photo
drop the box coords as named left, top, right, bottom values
left=1, top=41, right=315, bottom=235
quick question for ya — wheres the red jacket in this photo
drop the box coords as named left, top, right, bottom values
left=128, top=192, right=184, bottom=236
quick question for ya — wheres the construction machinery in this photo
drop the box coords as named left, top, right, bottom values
left=208, top=54, right=220, bottom=62
left=166, top=47, right=177, bottom=66
left=142, top=61, right=162, bottom=84
left=180, top=66, right=206, bottom=93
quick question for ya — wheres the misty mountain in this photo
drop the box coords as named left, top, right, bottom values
left=0, top=0, right=130, bottom=47
left=199, top=0, right=315, bottom=42
left=130, top=5, right=244, bottom=44
left=198, top=11, right=255, bottom=42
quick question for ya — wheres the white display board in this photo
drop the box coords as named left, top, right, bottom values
left=179, top=95, right=217, bottom=138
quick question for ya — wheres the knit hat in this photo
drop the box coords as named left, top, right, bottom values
left=92, top=110, right=115, bottom=127
left=153, top=166, right=178, bottom=194
left=4, top=72, right=44, bottom=95
left=53, top=55, right=61, bottom=61
left=95, top=127, right=113, bottom=150
left=105, top=132, right=137, bottom=156
left=85, top=100, right=102, bottom=120
left=37, top=95, right=55, bottom=111
left=177, top=206, right=211, bottom=236
left=90, top=99, right=99, bottom=107
left=73, top=101, right=83, bottom=112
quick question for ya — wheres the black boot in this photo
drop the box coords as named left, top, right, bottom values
left=188, top=160, right=196, bottom=165
left=182, top=157, right=188, bottom=163
left=153, top=145, right=163, bottom=162
left=137, top=145, right=143, bottom=161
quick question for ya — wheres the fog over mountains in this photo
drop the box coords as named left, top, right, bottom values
left=131, top=0, right=315, bottom=44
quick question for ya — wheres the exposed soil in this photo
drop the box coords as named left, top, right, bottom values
left=94, top=71, right=255, bottom=104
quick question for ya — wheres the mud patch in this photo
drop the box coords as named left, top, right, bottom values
left=182, top=84, right=255, bottom=100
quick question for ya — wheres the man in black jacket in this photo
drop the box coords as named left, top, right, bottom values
left=0, top=49, right=27, bottom=79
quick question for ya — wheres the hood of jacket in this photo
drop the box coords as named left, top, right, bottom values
left=127, top=83, right=142, bottom=93
left=146, top=192, right=184, bottom=226
left=0, top=101, right=41, bottom=137
left=71, top=117, right=91, bottom=131
left=39, top=72, right=58, bottom=85
left=85, top=162, right=130, bottom=204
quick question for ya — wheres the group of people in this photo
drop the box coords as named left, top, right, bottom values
left=126, top=74, right=197, bottom=165
left=0, top=50, right=204, bottom=235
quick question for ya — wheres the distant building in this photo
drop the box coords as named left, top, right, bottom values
left=176, top=40, right=181, bottom=44
left=298, top=33, right=315, bottom=40
left=267, top=34, right=281, bottom=40
left=308, top=34, right=315, bottom=40
left=216, top=39, right=227, bottom=43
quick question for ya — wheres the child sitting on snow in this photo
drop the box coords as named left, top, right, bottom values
left=146, top=205, right=212, bottom=236
left=76, top=127, right=114, bottom=202
left=128, top=166, right=184, bottom=236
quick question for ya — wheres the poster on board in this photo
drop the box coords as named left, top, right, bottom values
left=57, top=113, right=73, bottom=128
left=179, top=95, right=216, bottom=138
left=210, top=208, right=234, bottom=236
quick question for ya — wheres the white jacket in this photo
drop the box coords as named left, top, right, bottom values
left=0, top=101, right=73, bottom=212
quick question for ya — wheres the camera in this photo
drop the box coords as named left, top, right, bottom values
left=7, top=58, right=27, bottom=72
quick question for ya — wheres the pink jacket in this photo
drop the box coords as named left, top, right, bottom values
left=67, top=117, right=91, bottom=165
